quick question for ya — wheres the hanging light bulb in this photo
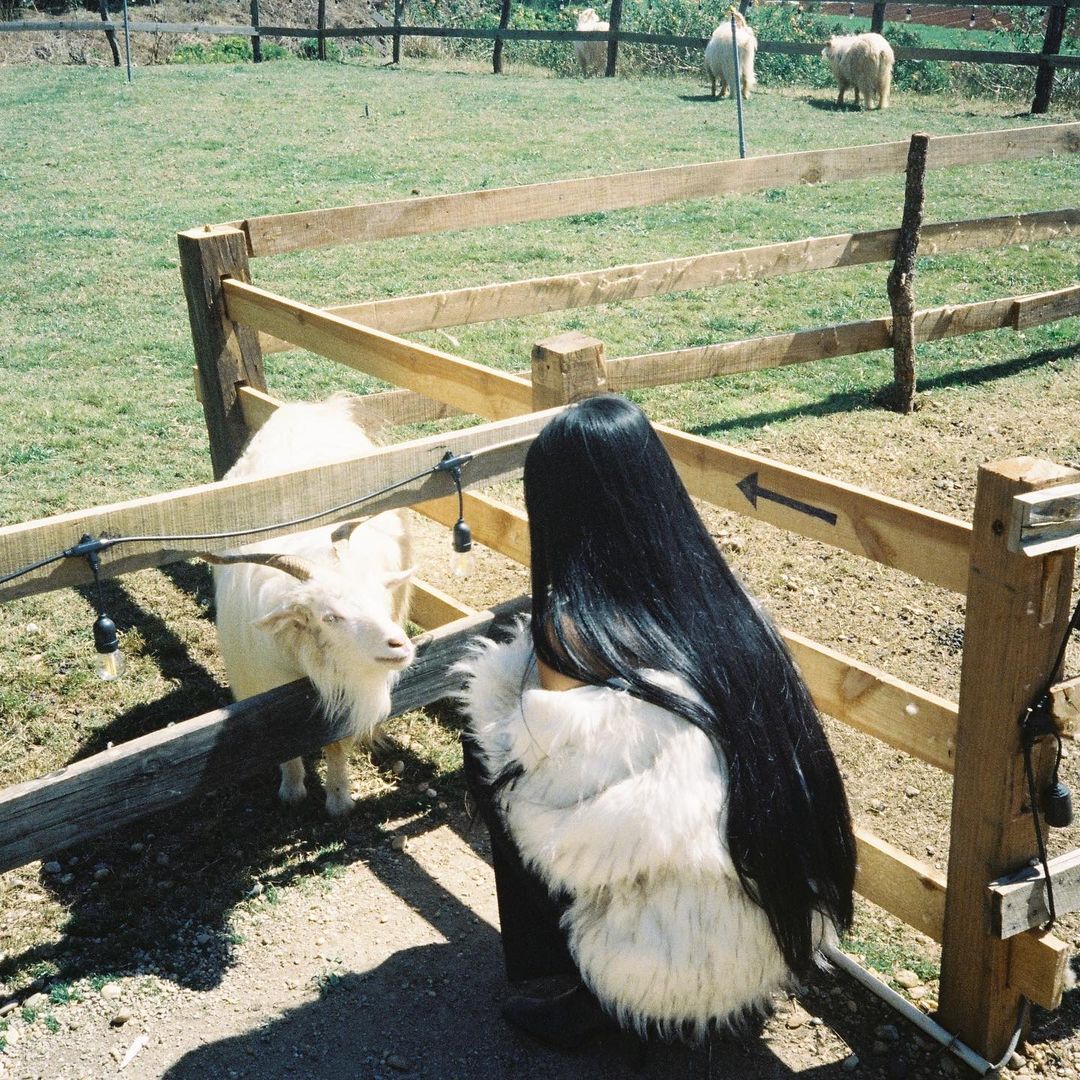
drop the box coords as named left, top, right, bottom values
left=905, top=3, right=912, bottom=21
left=451, top=518, right=475, bottom=578
left=968, top=8, right=976, bottom=27
left=93, top=613, right=125, bottom=680
left=82, top=536, right=125, bottom=681
left=436, top=451, right=476, bottom=579
left=848, top=1, right=855, bottom=16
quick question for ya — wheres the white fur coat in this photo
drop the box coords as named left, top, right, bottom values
left=458, top=620, right=802, bottom=1037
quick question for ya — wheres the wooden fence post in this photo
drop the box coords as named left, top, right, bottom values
left=178, top=225, right=269, bottom=480
left=531, top=332, right=607, bottom=410
left=98, top=0, right=120, bottom=67
left=317, top=0, right=327, bottom=60
left=1032, top=3, right=1066, bottom=114
left=884, top=132, right=929, bottom=414
left=870, top=1, right=886, bottom=34
left=605, top=0, right=622, bottom=77
left=250, top=0, right=262, bottom=62
left=493, top=0, right=511, bottom=73
left=938, top=458, right=1080, bottom=1061
left=392, top=0, right=404, bottom=64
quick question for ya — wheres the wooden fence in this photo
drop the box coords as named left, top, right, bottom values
left=3, top=0, right=1079, bottom=111
left=0, top=121, right=1078, bottom=1064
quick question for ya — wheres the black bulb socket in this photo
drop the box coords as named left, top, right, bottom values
left=453, top=519, right=473, bottom=554
left=1043, top=780, right=1074, bottom=829
left=93, top=614, right=120, bottom=655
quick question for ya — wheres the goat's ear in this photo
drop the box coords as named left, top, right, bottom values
left=383, top=566, right=416, bottom=591
left=256, top=603, right=312, bottom=635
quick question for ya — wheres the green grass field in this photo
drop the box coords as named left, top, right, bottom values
left=0, top=57, right=1078, bottom=998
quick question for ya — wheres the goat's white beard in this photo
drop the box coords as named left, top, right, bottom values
left=311, top=659, right=398, bottom=743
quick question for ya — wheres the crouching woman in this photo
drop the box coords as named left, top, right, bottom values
left=456, top=395, right=857, bottom=1049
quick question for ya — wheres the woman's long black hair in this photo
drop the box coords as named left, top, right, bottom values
left=524, top=394, right=856, bottom=978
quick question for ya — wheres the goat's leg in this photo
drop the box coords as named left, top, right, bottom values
left=323, top=736, right=357, bottom=817
left=279, top=757, right=308, bottom=805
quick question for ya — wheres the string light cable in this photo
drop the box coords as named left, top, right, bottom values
left=0, top=437, right=527, bottom=673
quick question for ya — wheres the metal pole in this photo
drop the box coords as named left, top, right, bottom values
left=730, top=12, right=746, bottom=159
left=121, top=0, right=132, bottom=83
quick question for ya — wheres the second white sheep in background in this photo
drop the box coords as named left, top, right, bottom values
left=821, top=32, right=894, bottom=109
left=574, top=7, right=609, bottom=76
left=209, top=395, right=415, bottom=818
left=704, top=11, right=758, bottom=101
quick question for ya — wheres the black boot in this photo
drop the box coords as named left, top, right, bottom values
left=501, top=982, right=616, bottom=1051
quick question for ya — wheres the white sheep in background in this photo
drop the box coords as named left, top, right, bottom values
left=573, top=7, right=609, bottom=77
left=821, top=32, right=894, bottom=110
left=210, top=395, right=415, bottom=818
left=704, top=11, right=758, bottom=101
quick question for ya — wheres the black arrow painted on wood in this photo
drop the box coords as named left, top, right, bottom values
left=736, top=472, right=838, bottom=526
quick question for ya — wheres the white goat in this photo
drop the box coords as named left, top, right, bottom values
left=573, top=7, right=609, bottom=77
left=210, top=396, right=415, bottom=818
left=704, top=12, right=757, bottom=101
left=821, top=33, right=894, bottom=110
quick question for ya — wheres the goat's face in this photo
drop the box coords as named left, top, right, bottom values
left=256, top=569, right=415, bottom=677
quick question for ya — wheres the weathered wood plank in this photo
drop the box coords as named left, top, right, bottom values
left=990, top=848, right=1080, bottom=939
left=177, top=225, right=268, bottom=480
left=855, top=826, right=945, bottom=941
left=299, top=209, right=1080, bottom=338
left=939, top=460, right=1080, bottom=1058
left=655, top=423, right=972, bottom=593
left=0, top=598, right=527, bottom=877
left=222, top=278, right=533, bottom=421
left=409, top=579, right=477, bottom=629
left=0, top=411, right=556, bottom=603
left=233, top=126, right=1080, bottom=257
left=415, top=491, right=531, bottom=568
left=854, top=827, right=1065, bottom=1009
left=1012, top=282, right=1080, bottom=330
left=785, top=631, right=957, bottom=773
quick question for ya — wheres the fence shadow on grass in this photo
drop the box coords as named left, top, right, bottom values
left=691, top=341, right=1075, bottom=440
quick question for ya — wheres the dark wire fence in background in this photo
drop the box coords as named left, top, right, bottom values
left=1, top=0, right=1078, bottom=111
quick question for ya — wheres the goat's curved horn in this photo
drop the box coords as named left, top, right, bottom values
left=199, top=551, right=316, bottom=582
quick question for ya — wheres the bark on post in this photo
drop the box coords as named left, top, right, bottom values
left=392, top=0, right=404, bottom=64
left=250, top=0, right=262, bottom=63
left=493, top=0, right=511, bottom=74
left=177, top=225, right=268, bottom=480
left=317, top=0, right=327, bottom=60
left=605, top=0, right=622, bottom=77
left=1032, top=4, right=1066, bottom=115
left=870, top=2, right=886, bottom=34
left=531, top=332, right=607, bottom=410
left=884, top=132, right=929, bottom=414
left=938, top=458, right=1079, bottom=1061
left=98, top=0, right=120, bottom=67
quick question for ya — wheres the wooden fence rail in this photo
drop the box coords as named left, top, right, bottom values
left=274, top=208, right=1079, bottom=340
left=231, top=123, right=1080, bottom=257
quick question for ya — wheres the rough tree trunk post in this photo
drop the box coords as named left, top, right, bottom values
left=392, top=0, right=404, bottom=64
left=250, top=0, right=262, bottom=63
left=493, top=0, right=511, bottom=73
left=884, top=132, right=929, bottom=414
left=317, top=0, right=327, bottom=60
left=1032, top=3, right=1066, bottom=114
left=870, top=2, right=886, bottom=34
left=605, top=0, right=622, bottom=77
left=98, top=0, right=120, bottom=67
left=177, top=225, right=269, bottom=479
left=531, top=332, right=607, bottom=410
left=938, top=458, right=1079, bottom=1062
